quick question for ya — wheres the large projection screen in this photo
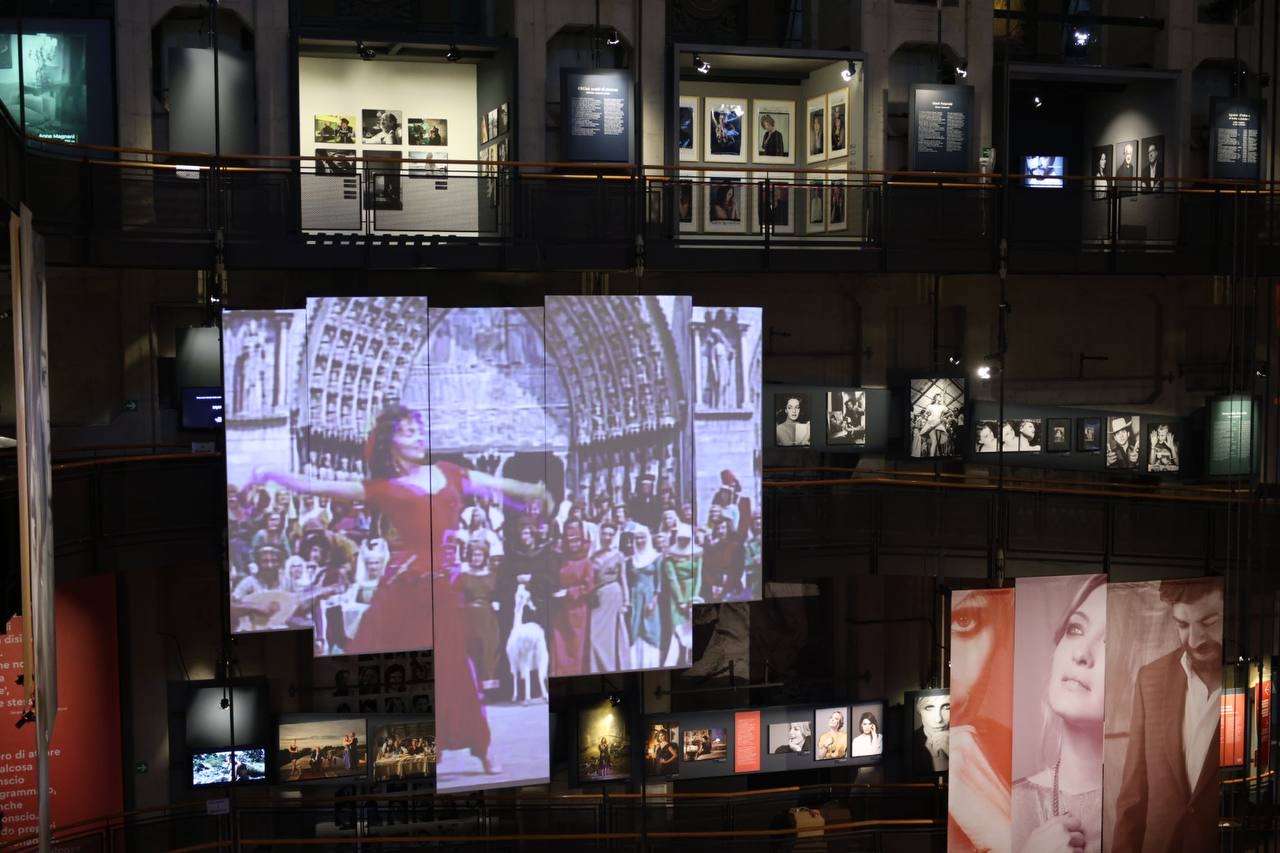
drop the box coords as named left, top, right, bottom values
left=223, top=296, right=764, bottom=794
left=544, top=295, right=695, bottom=674
left=692, top=306, right=763, bottom=603
left=428, top=306, right=551, bottom=792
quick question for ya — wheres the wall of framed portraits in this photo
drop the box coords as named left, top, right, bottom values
left=673, top=49, right=864, bottom=240
left=765, top=384, right=891, bottom=453
left=1008, top=68, right=1178, bottom=248
left=296, top=44, right=510, bottom=235
left=968, top=401, right=1193, bottom=477
left=643, top=701, right=886, bottom=783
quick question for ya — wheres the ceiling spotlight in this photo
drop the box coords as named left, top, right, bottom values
left=694, top=54, right=711, bottom=75
left=947, top=354, right=962, bottom=366
left=841, top=60, right=856, bottom=82
left=220, top=696, right=230, bottom=710
left=609, top=693, right=623, bottom=706
left=445, top=44, right=461, bottom=62
left=977, top=364, right=993, bottom=380
left=1072, top=28, right=1092, bottom=47
left=356, top=41, right=376, bottom=61
left=605, top=29, right=621, bottom=46
left=1032, top=95, right=1044, bottom=109
left=955, top=62, right=968, bottom=79
left=1257, top=363, right=1270, bottom=379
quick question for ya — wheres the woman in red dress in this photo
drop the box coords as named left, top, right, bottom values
left=550, top=520, right=594, bottom=676
left=252, top=405, right=548, bottom=776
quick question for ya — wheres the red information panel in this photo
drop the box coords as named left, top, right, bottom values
left=1257, top=679, right=1273, bottom=770
left=0, top=575, right=122, bottom=840
left=1220, top=689, right=1246, bottom=769
left=733, top=711, right=761, bottom=773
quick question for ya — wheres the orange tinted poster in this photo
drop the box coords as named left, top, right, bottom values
left=1221, top=689, right=1246, bottom=768
left=0, top=574, right=122, bottom=841
left=734, top=711, right=761, bottom=773
left=1258, top=679, right=1273, bottom=770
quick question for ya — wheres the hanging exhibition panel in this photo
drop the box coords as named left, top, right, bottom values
left=947, top=587, right=1014, bottom=853
left=1209, top=97, right=1264, bottom=181
left=1103, top=578, right=1223, bottom=853
left=223, top=296, right=764, bottom=793
left=560, top=68, right=632, bottom=163
left=909, top=84, right=974, bottom=173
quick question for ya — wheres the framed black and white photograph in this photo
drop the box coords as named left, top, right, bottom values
left=705, top=99, right=747, bottom=163
left=973, top=419, right=1039, bottom=453
left=498, top=138, right=509, bottom=165
left=362, top=151, right=403, bottom=211
left=315, top=114, right=356, bottom=144
left=806, top=95, right=827, bottom=163
left=678, top=96, right=699, bottom=162
left=1091, top=144, right=1112, bottom=199
left=480, top=109, right=489, bottom=143
left=1140, top=134, right=1164, bottom=193
left=826, top=166, right=847, bottom=232
left=487, top=108, right=500, bottom=141
left=774, top=392, right=812, bottom=447
left=908, top=378, right=965, bottom=458
left=1106, top=415, right=1141, bottom=469
left=1046, top=418, right=1071, bottom=453
left=361, top=109, right=402, bottom=145
left=315, top=148, right=357, bottom=176
left=1076, top=417, right=1102, bottom=452
left=705, top=173, right=747, bottom=233
left=755, top=174, right=793, bottom=235
left=826, top=389, right=866, bottom=445
left=827, top=88, right=849, bottom=160
left=498, top=103, right=509, bottom=136
left=1147, top=421, right=1181, bottom=473
left=1114, top=139, right=1139, bottom=196
left=806, top=175, right=826, bottom=229
left=906, top=689, right=950, bottom=776
left=678, top=170, right=699, bottom=233
left=408, top=117, right=447, bottom=146
left=753, top=99, right=794, bottom=164
left=768, top=720, right=813, bottom=755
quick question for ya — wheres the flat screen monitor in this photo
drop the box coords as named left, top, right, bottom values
left=1024, top=155, right=1065, bottom=188
left=182, top=387, right=224, bottom=430
left=192, top=747, right=267, bottom=786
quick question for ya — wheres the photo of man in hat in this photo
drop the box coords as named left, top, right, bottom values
left=1106, top=415, right=1141, bottom=469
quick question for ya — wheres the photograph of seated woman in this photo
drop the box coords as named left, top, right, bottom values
left=1012, top=575, right=1106, bottom=853
left=815, top=708, right=848, bottom=760
left=710, top=182, right=740, bottom=223
left=848, top=710, right=883, bottom=757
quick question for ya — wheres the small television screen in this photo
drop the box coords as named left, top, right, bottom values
left=1024, top=155, right=1065, bottom=188
left=182, top=387, right=224, bottom=430
left=192, top=747, right=267, bottom=786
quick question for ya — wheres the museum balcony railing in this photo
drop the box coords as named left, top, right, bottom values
left=8, top=115, right=1280, bottom=274
left=4, top=778, right=1279, bottom=851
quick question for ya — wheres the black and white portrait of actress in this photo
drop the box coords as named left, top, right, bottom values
left=909, top=690, right=951, bottom=775
left=1012, top=574, right=1108, bottom=853
left=774, top=393, right=811, bottom=447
